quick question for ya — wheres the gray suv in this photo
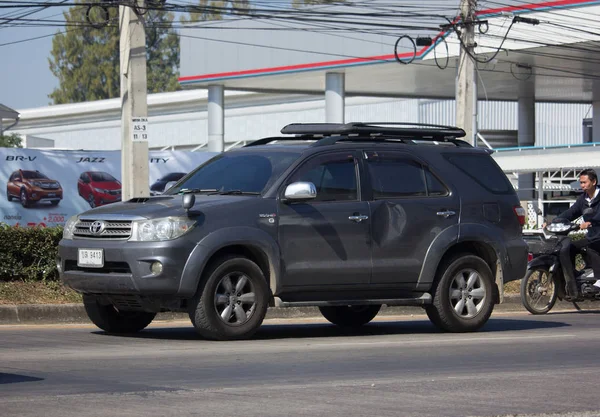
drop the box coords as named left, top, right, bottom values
left=57, top=123, right=528, bottom=340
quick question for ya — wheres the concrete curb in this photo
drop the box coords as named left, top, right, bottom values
left=0, top=295, right=587, bottom=325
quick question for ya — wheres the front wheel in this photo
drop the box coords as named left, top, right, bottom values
left=82, top=295, right=156, bottom=333
left=319, top=305, right=381, bottom=327
left=520, top=268, right=557, bottom=314
left=426, top=254, right=495, bottom=333
left=188, top=256, right=269, bottom=341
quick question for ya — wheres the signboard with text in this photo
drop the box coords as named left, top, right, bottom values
left=0, top=148, right=216, bottom=227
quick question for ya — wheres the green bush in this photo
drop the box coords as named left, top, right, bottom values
left=0, top=224, right=63, bottom=282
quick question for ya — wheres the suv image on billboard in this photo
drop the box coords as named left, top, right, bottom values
left=150, top=172, right=187, bottom=196
left=78, top=171, right=122, bottom=208
left=57, top=122, right=528, bottom=341
left=7, top=169, right=63, bottom=208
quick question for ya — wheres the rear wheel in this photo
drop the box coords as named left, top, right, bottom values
left=188, top=256, right=269, bottom=341
left=426, top=254, right=495, bottom=332
left=82, top=295, right=156, bottom=333
left=520, top=268, right=557, bottom=315
left=319, top=305, right=381, bottom=327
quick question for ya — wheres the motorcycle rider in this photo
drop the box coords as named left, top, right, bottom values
left=552, top=169, right=600, bottom=300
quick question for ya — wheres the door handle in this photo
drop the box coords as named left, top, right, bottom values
left=437, top=210, right=456, bottom=219
left=349, top=215, right=369, bottom=223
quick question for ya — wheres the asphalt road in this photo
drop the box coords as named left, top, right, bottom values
left=2, top=311, right=600, bottom=417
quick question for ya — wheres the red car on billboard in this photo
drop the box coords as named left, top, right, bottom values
left=77, top=171, right=121, bottom=208
left=6, top=169, right=63, bottom=208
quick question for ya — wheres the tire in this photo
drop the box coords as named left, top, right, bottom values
left=83, top=295, right=156, bottom=333
left=50, top=200, right=59, bottom=206
left=520, top=268, right=557, bottom=315
left=88, top=194, right=96, bottom=208
left=188, top=256, right=269, bottom=341
left=7, top=190, right=12, bottom=202
left=319, top=305, right=381, bottom=327
left=20, top=189, right=29, bottom=208
left=425, top=254, right=495, bottom=333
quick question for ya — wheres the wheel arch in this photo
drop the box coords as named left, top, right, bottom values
left=419, top=228, right=502, bottom=303
left=179, top=227, right=281, bottom=301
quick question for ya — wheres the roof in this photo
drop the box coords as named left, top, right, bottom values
left=0, top=103, right=19, bottom=120
left=179, top=0, right=600, bottom=103
left=492, top=143, right=600, bottom=173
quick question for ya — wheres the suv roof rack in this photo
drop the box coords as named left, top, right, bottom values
left=244, top=122, right=471, bottom=148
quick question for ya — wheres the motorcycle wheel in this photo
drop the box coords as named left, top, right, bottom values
left=520, top=268, right=557, bottom=315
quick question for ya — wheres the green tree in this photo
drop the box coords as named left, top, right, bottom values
left=49, top=1, right=180, bottom=104
left=292, top=0, right=346, bottom=6
left=181, top=1, right=251, bottom=23
left=0, top=133, right=22, bottom=148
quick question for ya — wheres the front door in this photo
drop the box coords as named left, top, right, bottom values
left=278, top=151, right=372, bottom=288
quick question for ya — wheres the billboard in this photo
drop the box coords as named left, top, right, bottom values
left=0, top=148, right=217, bottom=227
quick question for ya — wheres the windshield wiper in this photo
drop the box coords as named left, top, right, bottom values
left=208, top=190, right=261, bottom=196
left=178, top=188, right=218, bottom=194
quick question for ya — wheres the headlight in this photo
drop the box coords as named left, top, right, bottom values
left=63, top=215, right=78, bottom=239
left=546, top=223, right=571, bottom=233
left=130, top=217, right=195, bottom=241
left=94, top=188, right=107, bottom=193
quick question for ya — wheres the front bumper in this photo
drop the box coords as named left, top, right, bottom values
left=29, top=188, right=63, bottom=202
left=57, top=237, right=196, bottom=296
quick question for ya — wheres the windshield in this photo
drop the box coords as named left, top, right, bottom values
left=22, top=171, right=49, bottom=179
left=90, top=172, right=117, bottom=182
left=167, top=151, right=300, bottom=195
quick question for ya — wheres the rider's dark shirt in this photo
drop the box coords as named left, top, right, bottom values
left=556, top=186, right=600, bottom=241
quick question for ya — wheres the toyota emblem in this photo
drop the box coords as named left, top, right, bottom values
left=89, top=220, right=106, bottom=235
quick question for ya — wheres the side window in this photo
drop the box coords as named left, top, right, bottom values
left=425, top=170, right=449, bottom=197
left=288, top=153, right=358, bottom=202
left=365, top=152, right=426, bottom=198
left=445, top=153, right=512, bottom=194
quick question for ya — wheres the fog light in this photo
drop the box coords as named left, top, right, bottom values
left=151, top=261, right=163, bottom=275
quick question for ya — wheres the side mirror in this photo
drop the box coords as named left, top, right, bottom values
left=284, top=182, right=317, bottom=201
left=182, top=193, right=195, bottom=212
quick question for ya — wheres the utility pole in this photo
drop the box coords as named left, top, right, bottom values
left=120, top=1, right=149, bottom=200
left=455, top=0, right=478, bottom=146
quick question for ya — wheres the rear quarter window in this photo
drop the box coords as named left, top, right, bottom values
left=444, top=153, right=513, bottom=194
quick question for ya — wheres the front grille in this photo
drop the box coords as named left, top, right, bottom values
left=40, top=183, right=60, bottom=189
left=65, top=260, right=131, bottom=274
left=74, top=219, right=132, bottom=240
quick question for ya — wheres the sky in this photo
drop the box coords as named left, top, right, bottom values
left=0, top=0, right=465, bottom=112
left=0, top=6, right=68, bottom=111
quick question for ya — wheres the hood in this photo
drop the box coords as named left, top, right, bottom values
left=91, top=181, right=121, bottom=190
left=79, top=194, right=258, bottom=219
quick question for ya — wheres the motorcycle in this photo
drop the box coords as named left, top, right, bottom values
left=521, top=210, right=600, bottom=314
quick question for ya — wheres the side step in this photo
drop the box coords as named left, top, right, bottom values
left=273, top=293, right=432, bottom=308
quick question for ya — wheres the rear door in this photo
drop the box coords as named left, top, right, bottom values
left=363, top=150, right=460, bottom=285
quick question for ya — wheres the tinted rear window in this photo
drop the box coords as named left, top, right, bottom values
left=445, top=153, right=513, bottom=194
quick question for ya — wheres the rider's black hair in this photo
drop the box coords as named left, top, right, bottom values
left=580, top=169, right=598, bottom=185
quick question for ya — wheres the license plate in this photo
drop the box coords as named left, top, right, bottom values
left=47, top=193, right=56, bottom=197
left=78, top=249, right=104, bottom=268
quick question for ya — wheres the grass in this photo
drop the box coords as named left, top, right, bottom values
left=0, top=281, right=82, bottom=305
left=0, top=280, right=522, bottom=305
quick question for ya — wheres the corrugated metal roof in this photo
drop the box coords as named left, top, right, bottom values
left=492, top=144, right=600, bottom=173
